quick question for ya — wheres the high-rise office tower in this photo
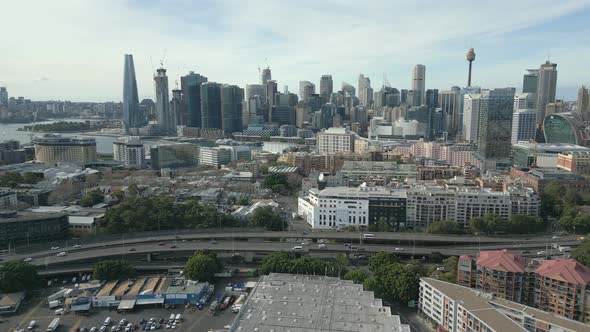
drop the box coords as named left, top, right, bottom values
left=0, top=87, right=8, bottom=106
left=578, top=86, right=590, bottom=121
left=319, top=103, right=337, bottom=129
left=412, top=64, right=426, bottom=106
left=439, top=86, right=462, bottom=137
left=477, top=88, right=515, bottom=169
left=271, top=92, right=298, bottom=125
left=154, top=67, right=175, bottom=135
left=514, top=93, right=537, bottom=110
left=462, top=93, right=481, bottom=142
left=246, top=84, right=266, bottom=120
left=261, top=66, right=272, bottom=85
left=201, top=82, right=222, bottom=130
left=522, top=69, right=539, bottom=94
left=320, top=75, right=333, bottom=103
left=358, top=74, right=372, bottom=107
left=299, top=81, right=315, bottom=102
left=535, top=61, right=557, bottom=126
left=122, top=54, right=146, bottom=132
left=466, top=48, right=476, bottom=87
left=511, top=109, right=536, bottom=144
left=342, top=82, right=356, bottom=97
left=220, top=84, right=244, bottom=134
left=180, top=71, right=208, bottom=128
left=170, top=89, right=182, bottom=128
left=265, top=80, right=278, bottom=122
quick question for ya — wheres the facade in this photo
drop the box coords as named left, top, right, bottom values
left=122, top=54, right=146, bottom=132
left=411, top=64, right=426, bottom=106
left=112, top=136, right=145, bottom=167
left=0, top=211, right=69, bottom=247
left=543, top=112, right=587, bottom=146
left=536, top=61, right=558, bottom=126
left=317, top=127, right=355, bottom=154
left=439, top=86, right=462, bottom=137
left=200, top=82, right=222, bottom=130
left=0, top=190, right=17, bottom=210
left=220, top=84, right=243, bottom=134
left=512, top=143, right=590, bottom=168
left=358, top=74, right=372, bottom=107
left=511, top=109, right=537, bottom=144
left=578, top=86, right=590, bottom=121
left=298, top=186, right=406, bottom=230
left=557, top=151, right=590, bottom=174
left=154, top=68, right=175, bottom=135
left=319, top=75, right=333, bottom=103
left=170, top=89, right=182, bottom=127
left=523, top=69, right=539, bottom=94
left=299, top=81, right=315, bottom=102
left=0, top=87, right=7, bottom=106
left=260, top=66, right=271, bottom=85
left=510, top=167, right=590, bottom=192
left=271, top=92, right=298, bottom=125
left=477, top=88, right=515, bottom=169
left=419, top=277, right=590, bottom=332
left=514, top=92, right=537, bottom=110
left=180, top=71, right=208, bottom=128
left=198, top=147, right=231, bottom=168
left=34, top=135, right=97, bottom=163
left=149, top=143, right=199, bottom=170
left=462, top=93, right=481, bottom=142
left=534, top=259, right=590, bottom=323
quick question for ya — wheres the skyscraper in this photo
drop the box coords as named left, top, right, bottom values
left=412, top=64, right=426, bottom=106
left=511, top=109, right=537, bottom=144
left=122, top=54, right=146, bottom=132
left=271, top=92, right=298, bottom=125
left=320, top=75, right=333, bottom=103
left=170, top=89, right=181, bottom=129
left=342, top=82, right=356, bottom=97
left=522, top=69, right=539, bottom=94
left=462, top=93, right=481, bottom=142
left=299, top=81, right=315, bottom=102
left=154, top=67, right=175, bottom=135
left=220, top=84, right=244, bottom=134
left=578, top=86, right=590, bottom=121
left=514, top=93, right=537, bottom=110
left=477, top=88, right=515, bottom=169
left=439, top=86, right=462, bottom=137
left=535, top=61, right=557, bottom=126
left=180, top=71, right=208, bottom=128
left=0, top=87, right=8, bottom=107
left=201, top=82, right=222, bottom=130
left=265, top=80, right=278, bottom=122
left=358, top=74, right=372, bottom=107
left=261, top=66, right=272, bottom=85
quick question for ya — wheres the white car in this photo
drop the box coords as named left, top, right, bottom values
left=51, top=246, right=60, bottom=250
left=552, top=235, right=560, bottom=239
left=23, top=257, right=33, bottom=262
left=73, top=244, right=82, bottom=249
left=318, top=244, right=326, bottom=249
left=394, top=247, right=405, bottom=251
left=56, top=251, right=67, bottom=257
left=537, top=251, right=546, bottom=255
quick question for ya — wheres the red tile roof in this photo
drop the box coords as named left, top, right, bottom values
left=534, top=259, right=590, bottom=285
left=476, top=250, right=525, bottom=273
left=459, top=255, right=472, bottom=261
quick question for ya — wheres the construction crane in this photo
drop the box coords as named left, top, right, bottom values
left=159, top=48, right=167, bottom=68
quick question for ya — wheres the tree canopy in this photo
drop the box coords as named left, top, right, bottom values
left=368, top=252, right=399, bottom=273
left=0, top=261, right=43, bottom=293
left=343, top=269, right=370, bottom=284
left=0, top=172, right=39, bottom=188
left=248, top=206, right=287, bottom=231
left=259, top=251, right=345, bottom=277
left=371, top=262, right=420, bottom=303
left=427, top=221, right=463, bottom=234
left=93, top=259, right=136, bottom=280
left=573, top=237, right=590, bottom=267
left=262, top=173, right=290, bottom=193
left=80, top=189, right=104, bottom=207
left=184, top=251, right=223, bottom=282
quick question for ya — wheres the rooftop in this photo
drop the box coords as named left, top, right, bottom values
left=476, top=250, right=526, bottom=273
left=0, top=211, right=66, bottom=224
left=311, top=186, right=407, bottom=199
left=534, top=259, right=590, bottom=285
left=231, top=273, right=409, bottom=332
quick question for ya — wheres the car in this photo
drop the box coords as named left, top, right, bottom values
left=158, top=242, right=165, bottom=246
left=301, top=242, right=309, bottom=246
left=210, top=240, right=218, bottom=244
left=73, top=244, right=82, bottom=248
left=100, top=327, right=107, bottom=332
left=552, top=235, right=560, bottom=239
left=51, top=246, right=60, bottom=250
left=91, top=328, right=98, bottom=332
left=537, top=251, right=546, bottom=255
left=344, top=243, right=351, bottom=247
left=394, top=247, right=405, bottom=251
left=27, top=320, right=36, bottom=330
left=111, top=326, right=117, bottom=332
left=23, top=257, right=33, bottom=262
left=81, top=328, right=89, bottom=332
left=522, top=250, right=530, bottom=254
left=170, top=245, right=177, bottom=248
left=292, top=246, right=303, bottom=251
left=56, top=251, right=67, bottom=257
left=318, top=244, right=326, bottom=249
left=129, top=248, right=136, bottom=251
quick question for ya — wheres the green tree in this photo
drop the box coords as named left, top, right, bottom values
left=238, top=197, right=249, bottom=206
left=80, top=189, right=104, bottom=207
left=184, top=253, right=221, bottom=282
left=573, top=237, right=590, bottom=267
left=374, top=262, right=419, bottom=303
left=260, top=165, right=269, bottom=175
left=509, top=215, right=546, bottom=233
left=111, top=189, right=125, bottom=202
left=541, top=182, right=565, bottom=218
left=368, top=252, right=399, bottom=273
left=93, top=259, right=136, bottom=280
left=427, top=220, right=463, bottom=234
left=0, top=261, right=43, bottom=293
left=469, top=214, right=502, bottom=235
left=258, top=251, right=341, bottom=277
left=343, top=269, right=370, bottom=284
left=248, top=206, right=286, bottom=231
left=262, top=173, right=290, bottom=193
left=560, top=214, right=590, bottom=234
left=334, top=254, right=350, bottom=269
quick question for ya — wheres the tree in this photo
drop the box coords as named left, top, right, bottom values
left=509, top=215, right=546, bottom=233
left=469, top=214, right=502, bottom=235
left=541, top=182, right=565, bottom=218
left=573, top=237, right=590, bottom=267
left=373, top=262, right=419, bottom=303
left=93, top=259, right=136, bottom=281
left=262, top=173, right=290, bottom=193
left=368, top=252, right=399, bottom=273
left=185, top=253, right=221, bottom=282
left=334, top=254, right=350, bottom=269
left=0, top=261, right=43, bottom=293
left=560, top=214, right=590, bottom=234
left=111, top=189, right=125, bottom=202
left=343, top=269, right=369, bottom=284
left=258, top=251, right=341, bottom=277
left=238, top=197, right=249, bottom=206
left=248, top=206, right=287, bottom=231
left=80, top=189, right=104, bottom=207
left=427, top=221, right=462, bottom=234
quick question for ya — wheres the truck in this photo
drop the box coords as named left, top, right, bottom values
left=231, top=294, right=246, bottom=313
left=47, top=289, right=68, bottom=303
left=209, top=301, right=219, bottom=315
left=46, top=317, right=60, bottom=332
left=49, top=300, right=62, bottom=309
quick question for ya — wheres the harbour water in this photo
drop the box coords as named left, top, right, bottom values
left=0, top=119, right=117, bottom=154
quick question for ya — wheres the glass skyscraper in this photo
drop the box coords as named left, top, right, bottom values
left=201, top=82, right=222, bottom=130
left=180, top=71, right=208, bottom=128
left=220, top=84, right=244, bottom=134
left=122, top=54, right=146, bottom=132
left=477, top=88, right=515, bottom=169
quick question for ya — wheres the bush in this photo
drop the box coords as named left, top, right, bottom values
left=93, top=259, right=136, bottom=280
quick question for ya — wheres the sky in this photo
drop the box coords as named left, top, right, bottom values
left=2, top=0, right=590, bottom=102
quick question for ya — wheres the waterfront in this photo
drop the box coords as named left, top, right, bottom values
left=0, top=119, right=117, bottom=154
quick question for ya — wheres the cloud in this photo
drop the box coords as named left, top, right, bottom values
left=1, top=0, right=589, bottom=101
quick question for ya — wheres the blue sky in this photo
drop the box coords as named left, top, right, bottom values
left=1, top=0, right=590, bottom=101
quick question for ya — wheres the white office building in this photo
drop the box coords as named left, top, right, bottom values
left=112, top=136, right=145, bottom=167
left=0, top=190, right=18, bottom=210
left=511, top=109, right=537, bottom=144
left=513, top=92, right=537, bottom=110
left=317, top=127, right=355, bottom=154
left=462, top=94, right=481, bottom=142
left=199, top=147, right=231, bottom=168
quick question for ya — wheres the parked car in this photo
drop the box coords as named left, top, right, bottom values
left=73, top=244, right=82, bottom=248
left=23, top=257, right=33, bottom=262
left=51, top=246, right=60, bottom=250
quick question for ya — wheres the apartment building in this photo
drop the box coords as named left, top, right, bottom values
left=34, top=135, right=97, bottom=164
left=557, top=151, right=590, bottom=175
left=316, top=127, right=355, bottom=154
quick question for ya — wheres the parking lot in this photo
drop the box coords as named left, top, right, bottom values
left=1, top=278, right=250, bottom=332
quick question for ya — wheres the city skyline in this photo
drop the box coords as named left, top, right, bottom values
left=2, top=0, right=590, bottom=102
